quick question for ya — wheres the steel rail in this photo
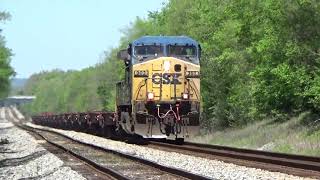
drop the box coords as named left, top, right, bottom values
left=148, top=140, right=320, bottom=178
left=18, top=125, right=131, bottom=180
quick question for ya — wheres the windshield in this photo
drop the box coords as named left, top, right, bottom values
left=134, top=45, right=163, bottom=57
left=168, top=45, right=197, bottom=58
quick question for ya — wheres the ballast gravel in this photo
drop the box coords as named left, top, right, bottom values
left=5, top=107, right=19, bottom=123
left=27, top=123, right=315, bottom=180
left=0, top=108, right=5, bottom=120
left=0, top=108, right=85, bottom=180
left=11, top=106, right=25, bottom=120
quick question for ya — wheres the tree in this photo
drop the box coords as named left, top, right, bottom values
left=0, top=11, right=15, bottom=98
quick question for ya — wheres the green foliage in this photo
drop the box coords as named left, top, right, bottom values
left=0, top=12, right=11, bottom=21
left=305, top=75, right=320, bottom=110
left=0, top=11, right=15, bottom=98
left=297, top=111, right=319, bottom=126
left=142, top=0, right=320, bottom=129
left=22, top=56, right=123, bottom=114
left=95, top=50, right=124, bottom=111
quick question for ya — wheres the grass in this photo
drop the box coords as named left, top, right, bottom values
left=191, top=114, right=320, bottom=156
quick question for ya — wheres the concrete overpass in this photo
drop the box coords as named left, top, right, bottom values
left=0, top=96, right=36, bottom=107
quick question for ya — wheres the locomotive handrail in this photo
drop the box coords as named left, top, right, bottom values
left=134, top=79, right=147, bottom=100
left=189, top=79, right=200, bottom=100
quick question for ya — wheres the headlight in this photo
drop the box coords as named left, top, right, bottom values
left=134, top=70, right=148, bottom=77
left=147, top=92, right=154, bottom=100
left=182, top=93, right=189, bottom=99
left=186, top=71, right=200, bottom=78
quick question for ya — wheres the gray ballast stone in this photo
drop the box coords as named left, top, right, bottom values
left=0, top=110, right=86, bottom=180
left=27, top=122, right=315, bottom=180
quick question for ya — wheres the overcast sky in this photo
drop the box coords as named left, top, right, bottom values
left=0, top=0, right=165, bottom=78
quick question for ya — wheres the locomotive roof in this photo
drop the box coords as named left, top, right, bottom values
left=132, top=36, right=199, bottom=46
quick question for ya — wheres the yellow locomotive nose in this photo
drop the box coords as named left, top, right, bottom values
left=148, top=58, right=184, bottom=101
left=133, top=57, right=200, bottom=102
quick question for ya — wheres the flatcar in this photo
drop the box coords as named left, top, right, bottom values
left=116, top=36, right=201, bottom=140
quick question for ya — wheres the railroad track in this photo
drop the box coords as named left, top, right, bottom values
left=21, top=126, right=117, bottom=180
left=18, top=124, right=211, bottom=180
left=9, top=105, right=319, bottom=179
left=148, top=140, right=320, bottom=178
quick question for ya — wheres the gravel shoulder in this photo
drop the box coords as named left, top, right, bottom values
left=27, top=123, right=315, bottom=180
left=0, top=110, right=86, bottom=180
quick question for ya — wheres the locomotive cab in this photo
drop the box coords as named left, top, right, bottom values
left=116, top=36, right=201, bottom=140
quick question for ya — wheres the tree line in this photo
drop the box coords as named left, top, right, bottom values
left=0, top=12, right=15, bottom=99
left=22, top=0, right=320, bottom=130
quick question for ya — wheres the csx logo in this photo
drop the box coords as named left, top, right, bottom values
left=152, top=73, right=182, bottom=84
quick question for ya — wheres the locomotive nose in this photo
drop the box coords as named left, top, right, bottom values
left=150, top=59, right=184, bottom=101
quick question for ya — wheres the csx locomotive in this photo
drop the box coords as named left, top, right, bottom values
left=116, top=36, right=201, bottom=140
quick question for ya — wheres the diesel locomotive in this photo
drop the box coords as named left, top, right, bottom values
left=116, top=36, right=201, bottom=140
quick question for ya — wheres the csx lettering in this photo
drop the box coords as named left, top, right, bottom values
left=152, top=73, right=182, bottom=84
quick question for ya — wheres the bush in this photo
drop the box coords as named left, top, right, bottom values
left=298, top=111, right=320, bottom=126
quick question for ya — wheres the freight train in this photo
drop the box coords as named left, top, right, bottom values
left=33, top=36, right=201, bottom=141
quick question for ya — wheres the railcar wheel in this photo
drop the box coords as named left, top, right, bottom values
left=99, top=120, right=105, bottom=136
left=105, top=125, right=116, bottom=138
left=76, top=121, right=82, bottom=131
